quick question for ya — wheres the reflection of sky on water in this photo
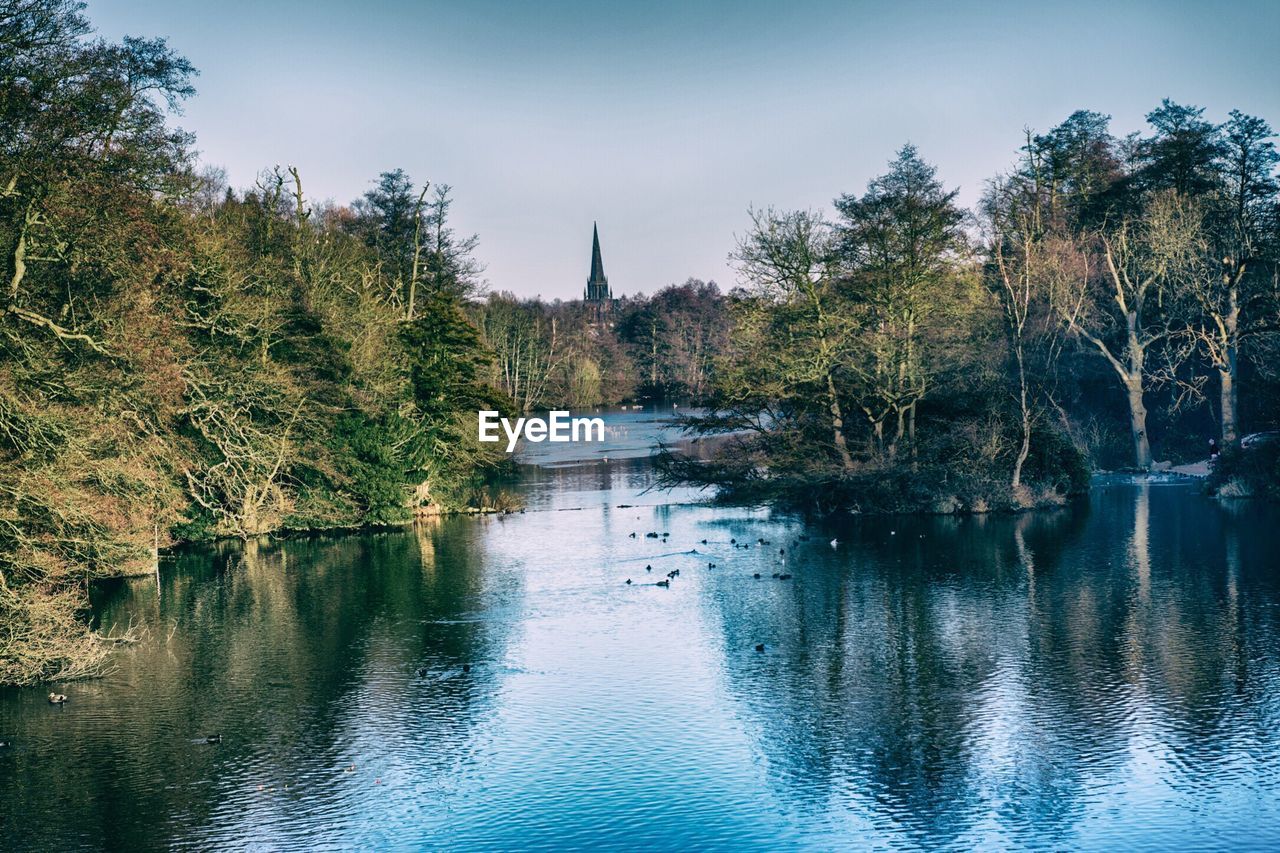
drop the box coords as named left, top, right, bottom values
left=2, top=424, right=1279, bottom=849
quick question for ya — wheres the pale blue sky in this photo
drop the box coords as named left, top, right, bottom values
left=89, top=0, right=1280, bottom=299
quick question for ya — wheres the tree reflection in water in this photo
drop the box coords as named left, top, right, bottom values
left=3, top=466, right=1279, bottom=849
left=704, top=483, right=1280, bottom=847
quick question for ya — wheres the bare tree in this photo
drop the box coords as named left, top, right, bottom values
left=985, top=172, right=1042, bottom=497
left=479, top=294, right=564, bottom=412
left=1052, top=192, right=1199, bottom=468
left=732, top=207, right=856, bottom=473
left=1183, top=112, right=1280, bottom=442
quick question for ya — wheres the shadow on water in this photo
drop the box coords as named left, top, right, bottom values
left=3, top=408, right=1280, bottom=850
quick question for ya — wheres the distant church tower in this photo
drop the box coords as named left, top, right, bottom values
left=584, top=222, right=613, bottom=320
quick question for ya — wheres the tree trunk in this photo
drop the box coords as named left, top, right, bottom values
left=1124, top=319, right=1152, bottom=470
left=1126, top=377, right=1152, bottom=469
left=1011, top=346, right=1031, bottom=494
left=1221, top=281, right=1240, bottom=444
left=8, top=223, right=26, bottom=302
left=406, top=185, right=430, bottom=321
left=826, top=372, right=855, bottom=474
left=650, top=320, right=658, bottom=388
left=890, top=405, right=906, bottom=459
left=907, top=401, right=917, bottom=462
left=1220, top=366, right=1237, bottom=445
left=8, top=201, right=34, bottom=302
left=1219, top=265, right=1241, bottom=445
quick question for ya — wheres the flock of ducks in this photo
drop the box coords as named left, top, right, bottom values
left=622, top=533, right=813, bottom=590
left=620, top=531, right=829, bottom=654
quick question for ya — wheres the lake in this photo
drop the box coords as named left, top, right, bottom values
left=3, top=408, right=1280, bottom=850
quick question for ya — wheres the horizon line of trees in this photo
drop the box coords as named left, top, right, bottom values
left=473, top=278, right=731, bottom=411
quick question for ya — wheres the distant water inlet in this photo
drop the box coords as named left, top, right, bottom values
left=2, top=409, right=1279, bottom=850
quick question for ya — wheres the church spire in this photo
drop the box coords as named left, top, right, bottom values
left=590, top=222, right=606, bottom=285
left=585, top=221, right=611, bottom=303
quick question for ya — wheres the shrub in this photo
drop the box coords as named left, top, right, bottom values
left=1208, top=442, right=1280, bottom=501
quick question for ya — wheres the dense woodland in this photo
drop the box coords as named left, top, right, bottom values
left=2, top=0, right=1278, bottom=684
left=0, top=1, right=519, bottom=683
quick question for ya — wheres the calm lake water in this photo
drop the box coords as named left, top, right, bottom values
left=3, top=409, right=1280, bottom=850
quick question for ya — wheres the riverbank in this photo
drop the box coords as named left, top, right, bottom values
left=657, top=425, right=1092, bottom=517
left=1171, top=459, right=1212, bottom=477
left=1205, top=443, right=1280, bottom=500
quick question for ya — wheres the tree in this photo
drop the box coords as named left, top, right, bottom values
left=616, top=279, right=729, bottom=400
left=1184, top=111, right=1280, bottom=442
left=419, top=184, right=483, bottom=302
left=349, top=174, right=482, bottom=318
left=477, top=293, right=563, bottom=412
left=349, top=169, right=427, bottom=317
left=1139, top=100, right=1225, bottom=197
left=402, top=289, right=493, bottom=421
left=1053, top=190, right=1199, bottom=468
left=834, top=145, right=968, bottom=458
left=983, top=166, right=1044, bottom=497
left=1, top=0, right=199, bottom=682
left=1030, top=107, right=1230, bottom=469
left=1027, top=110, right=1122, bottom=226
left=731, top=207, right=856, bottom=472
left=2, top=0, right=195, bottom=354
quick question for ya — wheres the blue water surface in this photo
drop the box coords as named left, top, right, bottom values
left=2, top=409, right=1279, bottom=850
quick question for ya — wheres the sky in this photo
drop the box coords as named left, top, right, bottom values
left=88, top=0, right=1280, bottom=301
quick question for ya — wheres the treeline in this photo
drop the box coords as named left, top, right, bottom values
left=0, top=2, right=510, bottom=683
left=472, top=278, right=730, bottom=410
left=661, top=108, right=1280, bottom=513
